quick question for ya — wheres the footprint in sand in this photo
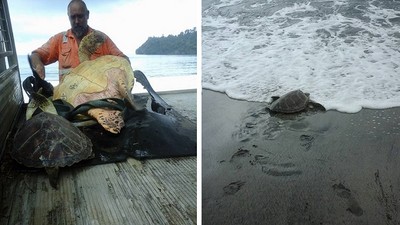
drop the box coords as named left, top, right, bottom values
left=223, top=181, right=245, bottom=195
left=230, top=148, right=251, bottom=159
left=229, top=148, right=252, bottom=169
left=252, top=155, right=302, bottom=177
left=332, top=183, right=364, bottom=216
left=300, top=134, right=314, bottom=151
left=229, top=148, right=302, bottom=176
left=232, top=107, right=283, bottom=142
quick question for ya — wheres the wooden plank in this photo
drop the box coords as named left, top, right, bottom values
left=1, top=158, right=196, bottom=225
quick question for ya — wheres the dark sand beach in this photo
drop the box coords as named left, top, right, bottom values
left=202, top=89, right=400, bottom=225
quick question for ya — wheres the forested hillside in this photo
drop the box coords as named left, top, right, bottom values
left=136, top=28, right=197, bottom=55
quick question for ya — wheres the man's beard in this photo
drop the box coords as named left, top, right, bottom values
left=72, top=25, right=88, bottom=39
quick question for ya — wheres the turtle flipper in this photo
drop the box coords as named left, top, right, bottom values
left=133, top=70, right=171, bottom=114
left=67, top=98, right=125, bottom=119
left=88, top=108, right=124, bottom=134
left=45, top=167, right=59, bottom=189
left=116, top=76, right=141, bottom=111
left=271, top=96, right=280, bottom=102
left=309, top=101, right=326, bottom=111
left=65, top=98, right=127, bottom=131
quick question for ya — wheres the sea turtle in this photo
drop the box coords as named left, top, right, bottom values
left=53, top=30, right=136, bottom=134
left=12, top=112, right=93, bottom=189
left=268, top=90, right=325, bottom=113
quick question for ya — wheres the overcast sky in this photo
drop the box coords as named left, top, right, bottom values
left=8, top=0, right=198, bottom=56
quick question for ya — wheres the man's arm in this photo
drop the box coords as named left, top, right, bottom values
left=30, top=52, right=46, bottom=79
left=30, top=33, right=63, bottom=79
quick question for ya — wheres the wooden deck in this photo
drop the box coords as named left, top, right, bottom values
left=0, top=92, right=197, bottom=225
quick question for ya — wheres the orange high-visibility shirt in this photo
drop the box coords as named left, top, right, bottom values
left=33, top=27, right=128, bottom=79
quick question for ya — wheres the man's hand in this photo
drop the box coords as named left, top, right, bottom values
left=30, top=53, right=46, bottom=79
left=34, top=65, right=45, bottom=79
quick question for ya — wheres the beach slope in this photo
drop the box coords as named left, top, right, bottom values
left=202, top=89, right=400, bottom=225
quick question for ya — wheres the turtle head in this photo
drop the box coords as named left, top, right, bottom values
left=270, top=96, right=280, bottom=103
left=78, top=30, right=105, bottom=62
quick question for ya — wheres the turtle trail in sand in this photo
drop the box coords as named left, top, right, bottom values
left=12, top=92, right=93, bottom=189
left=267, top=90, right=326, bottom=114
left=53, top=30, right=136, bottom=134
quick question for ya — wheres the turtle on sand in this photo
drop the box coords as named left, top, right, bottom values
left=53, top=30, right=136, bottom=134
left=12, top=92, right=93, bottom=189
left=267, top=90, right=325, bottom=114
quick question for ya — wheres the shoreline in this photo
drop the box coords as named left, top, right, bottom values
left=202, top=89, right=400, bottom=224
left=202, top=87, right=400, bottom=114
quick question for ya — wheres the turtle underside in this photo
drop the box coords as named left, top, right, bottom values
left=53, top=55, right=135, bottom=133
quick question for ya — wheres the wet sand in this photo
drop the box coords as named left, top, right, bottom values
left=202, top=89, right=400, bottom=225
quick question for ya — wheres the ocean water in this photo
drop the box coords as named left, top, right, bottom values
left=202, top=0, right=400, bottom=113
left=18, top=54, right=197, bottom=82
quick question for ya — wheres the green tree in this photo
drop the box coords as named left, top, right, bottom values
left=136, top=28, right=197, bottom=55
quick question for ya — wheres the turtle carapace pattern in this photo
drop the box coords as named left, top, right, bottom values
left=268, top=90, right=326, bottom=114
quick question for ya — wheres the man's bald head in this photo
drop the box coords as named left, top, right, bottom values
left=67, top=0, right=90, bottom=40
left=67, top=0, right=88, bottom=13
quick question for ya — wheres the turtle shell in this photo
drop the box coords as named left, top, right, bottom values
left=11, top=112, right=93, bottom=168
left=269, top=90, right=310, bottom=113
left=53, top=55, right=134, bottom=107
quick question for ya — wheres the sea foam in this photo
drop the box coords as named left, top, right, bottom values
left=203, top=0, right=400, bottom=113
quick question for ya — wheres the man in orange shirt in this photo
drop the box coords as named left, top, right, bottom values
left=30, top=0, right=129, bottom=81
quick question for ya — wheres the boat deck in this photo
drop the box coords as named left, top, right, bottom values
left=0, top=91, right=197, bottom=225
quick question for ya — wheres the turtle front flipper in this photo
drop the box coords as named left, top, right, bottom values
left=309, top=101, right=326, bottom=111
left=45, top=167, right=59, bottom=189
left=134, top=70, right=170, bottom=113
left=116, top=76, right=140, bottom=111
left=88, top=108, right=124, bottom=134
